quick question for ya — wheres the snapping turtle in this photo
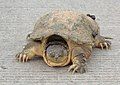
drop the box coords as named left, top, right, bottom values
left=16, top=10, right=112, bottom=74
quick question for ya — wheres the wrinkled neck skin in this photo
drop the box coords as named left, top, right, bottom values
left=44, top=41, right=70, bottom=66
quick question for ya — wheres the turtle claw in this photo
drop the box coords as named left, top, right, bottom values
left=100, top=43, right=104, bottom=50
left=104, top=42, right=108, bottom=50
left=16, top=53, right=29, bottom=62
left=68, top=62, right=86, bottom=74
left=99, top=40, right=111, bottom=50
left=95, top=35, right=111, bottom=50
left=68, top=64, right=79, bottom=74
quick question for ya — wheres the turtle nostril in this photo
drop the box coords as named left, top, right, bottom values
left=54, top=54, right=59, bottom=59
left=55, top=57, right=58, bottom=59
left=54, top=57, right=58, bottom=61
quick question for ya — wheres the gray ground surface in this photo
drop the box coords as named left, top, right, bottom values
left=0, top=0, right=120, bottom=85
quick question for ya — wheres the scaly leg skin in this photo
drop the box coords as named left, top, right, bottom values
left=68, top=47, right=91, bottom=74
left=94, top=35, right=112, bottom=50
left=68, top=54, right=87, bottom=74
left=16, top=41, right=42, bottom=62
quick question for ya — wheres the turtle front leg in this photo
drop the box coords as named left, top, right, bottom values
left=68, top=54, right=86, bottom=74
left=94, top=35, right=112, bottom=50
left=16, top=41, right=43, bottom=62
left=68, top=47, right=91, bottom=74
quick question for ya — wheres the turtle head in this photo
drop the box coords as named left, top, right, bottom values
left=46, top=42, right=68, bottom=63
left=45, top=35, right=68, bottom=64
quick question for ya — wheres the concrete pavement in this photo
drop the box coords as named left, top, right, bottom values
left=0, top=0, right=120, bottom=85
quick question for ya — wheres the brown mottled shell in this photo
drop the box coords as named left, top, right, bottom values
left=28, top=10, right=100, bottom=44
